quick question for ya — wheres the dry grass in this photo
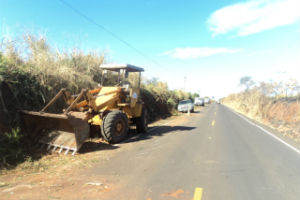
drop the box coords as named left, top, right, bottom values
left=3, top=34, right=104, bottom=95
left=0, top=33, right=199, bottom=170
left=223, top=88, right=300, bottom=142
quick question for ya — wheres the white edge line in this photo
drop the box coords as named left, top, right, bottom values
left=226, top=106, right=300, bottom=155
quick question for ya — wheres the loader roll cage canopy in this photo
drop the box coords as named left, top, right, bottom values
left=100, top=64, right=144, bottom=88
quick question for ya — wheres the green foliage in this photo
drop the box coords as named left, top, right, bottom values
left=0, top=34, right=200, bottom=169
left=1, top=34, right=197, bottom=123
left=190, top=93, right=199, bottom=101
left=1, top=68, right=45, bottom=110
left=167, top=98, right=177, bottom=108
left=2, top=34, right=104, bottom=97
left=141, top=78, right=196, bottom=120
left=0, top=128, right=27, bottom=169
left=4, top=128, right=22, bottom=144
left=0, top=34, right=106, bottom=112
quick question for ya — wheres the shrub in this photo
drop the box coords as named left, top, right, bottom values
left=0, top=128, right=26, bottom=168
left=0, top=34, right=200, bottom=168
left=222, top=85, right=300, bottom=141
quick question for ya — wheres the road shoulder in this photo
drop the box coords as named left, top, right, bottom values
left=223, top=104, right=300, bottom=152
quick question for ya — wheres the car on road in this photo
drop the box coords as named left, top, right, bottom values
left=178, top=99, right=194, bottom=113
left=204, top=97, right=210, bottom=104
left=194, top=97, right=204, bottom=106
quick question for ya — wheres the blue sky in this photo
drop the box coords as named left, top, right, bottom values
left=1, top=0, right=299, bottom=98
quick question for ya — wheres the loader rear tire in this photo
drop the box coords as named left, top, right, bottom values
left=136, top=108, right=148, bottom=133
left=101, top=110, right=128, bottom=143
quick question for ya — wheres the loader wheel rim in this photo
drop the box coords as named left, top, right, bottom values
left=115, top=119, right=125, bottom=135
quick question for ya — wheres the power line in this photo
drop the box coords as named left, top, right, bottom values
left=58, top=0, right=162, bottom=67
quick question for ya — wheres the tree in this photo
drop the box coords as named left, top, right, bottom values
left=146, top=77, right=159, bottom=86
left=285, top=78, right=300, bottom=97
left=190, top=93, right=199, bottom=101
left=259, top=81, right=275, bottom=97
left=239, top=76, right=255, bottom=91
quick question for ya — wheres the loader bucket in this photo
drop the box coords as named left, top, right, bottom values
left=21, top=111, right=90, bottom=154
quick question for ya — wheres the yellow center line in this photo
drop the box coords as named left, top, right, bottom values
left=214, top=112, right=216, bottom=115
left=211, top=120, right=215, bottom=126
left=193, top=187, right=203, bottom=200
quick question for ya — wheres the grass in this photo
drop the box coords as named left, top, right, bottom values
left=0, top=33, right=199, bottom=170
left=0, top=128, right=27, bottom=170
left=223, top=86, right=300, bottom=142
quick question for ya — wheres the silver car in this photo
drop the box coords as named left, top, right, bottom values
left=194, top=97, right=204, bottom=106
left=204, top=97, right=210, bottom=104
left=178, top=99, right=194, bottom=112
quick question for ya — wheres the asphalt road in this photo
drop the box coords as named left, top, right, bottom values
left=85, top=104, right=300, bottom=200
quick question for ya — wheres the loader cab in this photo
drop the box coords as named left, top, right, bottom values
left=100, top=64, right=144, bottom=90
left=99, top=64, right=144, bottom=108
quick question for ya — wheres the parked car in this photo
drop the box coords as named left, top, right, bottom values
left=178, top=99, right=194, bottom=112
left=204, top=97, right=210, bottom=104
left=194, top=97, right=204, bottom=106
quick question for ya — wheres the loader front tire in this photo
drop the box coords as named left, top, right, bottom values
left=136, top=108, right=148, bottom=133
left=101, top=111, right=128, bottom=143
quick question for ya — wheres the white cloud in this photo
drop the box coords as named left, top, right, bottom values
left=162, top=47, right=242, bottom=59
left=207, top=0, right=300, bottom=36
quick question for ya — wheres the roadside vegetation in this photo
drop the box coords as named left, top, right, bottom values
left=0, top=34, right=198, bottom=169
left=222, top=76, right=300, bottom=142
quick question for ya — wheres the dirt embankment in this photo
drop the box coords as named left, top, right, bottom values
left=223, top=93, right=300, bottom=142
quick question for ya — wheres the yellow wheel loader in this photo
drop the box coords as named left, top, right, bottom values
left=21, top=64, right=148, bottom=155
